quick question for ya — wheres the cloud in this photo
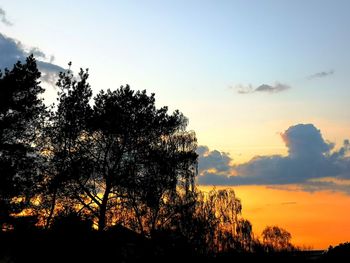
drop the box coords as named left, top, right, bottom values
left=255, top=83, right=290, bottom=93
left=29, top=47, right=47, bottom=60
left=307, top=70, right=334, bottom=80
left=0, top=33, right=64, bottom=85
left=0, top=32, right=24, bottom=67
left=37, top=61, right=65, bottom=85
left=235, top=82, right=290, bottom=94
left=235, top=84, right=254, bottom=94
left=281, top=123, right=333, bottom=159
left=196, top=146, right=236, bottom=185
left=300, top=179, right=350, bottom=194
left=280, top=202, right=297, bottom=205
left=0, top=7, right=12, bottom=26
left=197, top=146, right=232, bottom=173
left=198, top=124, right=350, bottom=190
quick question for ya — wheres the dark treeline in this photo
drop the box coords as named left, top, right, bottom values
left=0, top=56, right=349, bottom=262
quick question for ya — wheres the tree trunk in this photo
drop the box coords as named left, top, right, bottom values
left=45, top=189, right=57, bottom=229
left=98, top=183, right=111, bottom=231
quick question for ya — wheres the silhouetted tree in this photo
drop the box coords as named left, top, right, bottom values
left=124, top=130, right=198, bottom=235
left=200, top=189, right=242, bottom=252
left=172, top=188, right=243, bottom=254
left=0, top=55, right=46, bottom=229
left=37, top=64, right=93, bottom=229
left=324, top=242, right=350, bottom=262
left=86, top=86, right=197, bottom=232
left=236, top=219, right=253, bottom=251
left=0, top=56, right=304, bottom=262
left=42, top=68, right=197, bottom=232
left=214, top=189, right=242, bottom=234
left=178, top=189, right=219, bottom=254
left=262, top=225, right=293, bottom=251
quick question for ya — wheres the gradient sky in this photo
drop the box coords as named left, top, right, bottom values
left=201, top=185, right=350, bottom=249
left=1, top=0, right=350, bottom=249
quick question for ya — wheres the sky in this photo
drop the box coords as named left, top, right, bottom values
left=1, top=0, right=350, bottom=249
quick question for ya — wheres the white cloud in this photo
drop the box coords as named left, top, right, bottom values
left=0, top=7, right=12, bottom=26
left=235, top=82, right=290, bottom=94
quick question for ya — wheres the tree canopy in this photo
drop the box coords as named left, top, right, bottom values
left=0, top=56, right=300, bottom=261
left=262, top=225, right=293, bottom=251
left=0, top=55, right=46, bottom=227
left=35, top=64, right=198, bottom=233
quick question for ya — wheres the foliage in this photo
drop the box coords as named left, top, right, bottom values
left=168, top=188, right=249, bottom=254
left=0, top=56, right=303, bottom=260
left=38, top=64, right=198, bottom=233
left=262, top=225, right=293, bottom=251
left=0, top=55, right=46, bottom=228
left=323, top=242, right=350, bottom=262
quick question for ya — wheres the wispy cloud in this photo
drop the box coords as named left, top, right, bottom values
left=300, top=179, right=350, bottom=194
left=0, top=7, right=12, bottom=26
left=235, top=82, right=290, bottom=94
left=197, top=124, right=350, bottom=194
left=256, top=83, right=290, bottom=93
left=0, top=33, right=64, bottom=85
left=307, top=70, right=334, bottom=80
left=235, top=84, right=253, bottom=94
left=280, top=202, right=297, bottom=205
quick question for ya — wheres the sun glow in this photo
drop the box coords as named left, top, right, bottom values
left=199, top=185, right=350, bottom=249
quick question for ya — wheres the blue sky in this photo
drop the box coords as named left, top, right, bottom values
left=1, top=0, right=349, bottom=166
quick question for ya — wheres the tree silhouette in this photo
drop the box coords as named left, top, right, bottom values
left=211, top=189, right=242, bottom=252
left=324, top=242, right=350, bottom=262
left=38, top=65, right=93, bottom=228
left=262, top=225, right=293, bottom=251
left=0, top=56, right=307, bottom=262
left=236, top=219, right=253, bottom=251
left=0, top=55, right=46, bottom=229
left=172, top=188, right=244, bottom=254
left=124, top=132, right=198, bottom=236
left=42, top=68, right=198, bottom=232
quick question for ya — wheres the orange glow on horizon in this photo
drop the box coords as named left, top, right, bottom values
left=199, top=185, right=350, bottom=250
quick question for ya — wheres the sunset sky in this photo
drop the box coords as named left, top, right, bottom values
left=1, top=0, right=350, bottom=249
